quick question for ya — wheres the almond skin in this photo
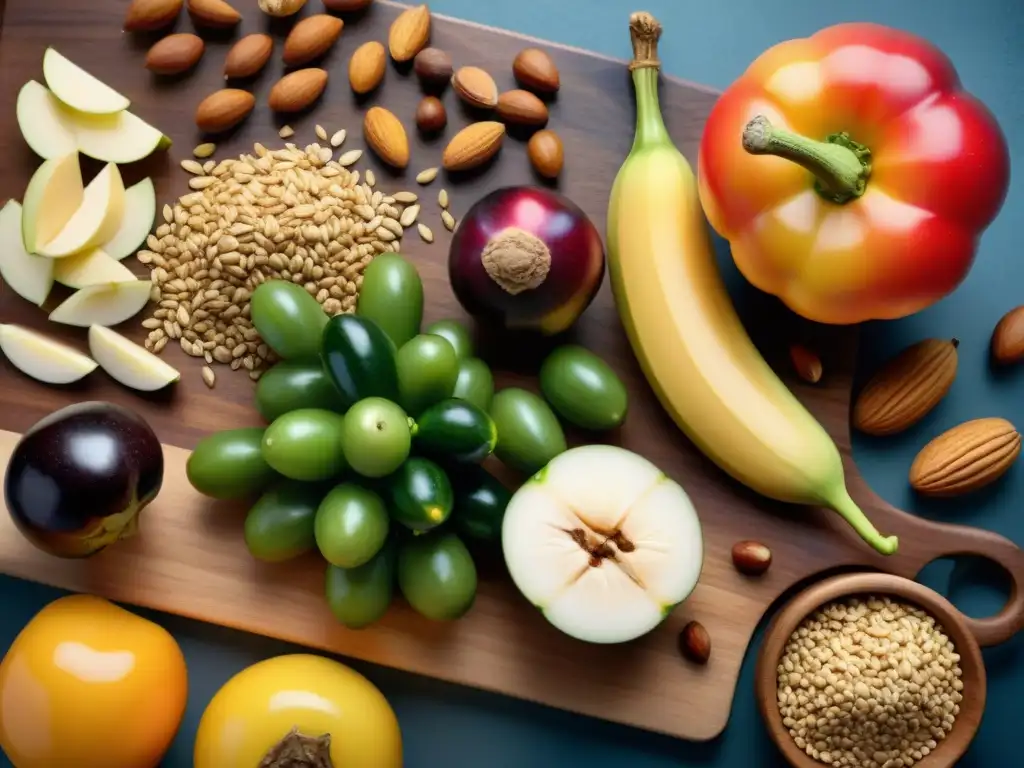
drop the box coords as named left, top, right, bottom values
left=364, top=106, right=409, bottom=169
left=195, top=89, right=255, bottom=133
left=991, top=306, right=1024, bottom=365
left=124, top=0, right=183, bottom=31
left=224, top=34, right=274, bottom=79
left=853, top=338, right=959, bottom=437
left=187, top=0, right=241, bottom=27
left=145, top=33, right=205, bottom=75
left=388, top=4, right=431, bottom=62
left=496, top=89, right=548, bottom=127
left=443, top=122, right=505, bottom=171
left=283, top=14, right=344, bottom=67
left=268, top=68, right=328, bottom=112
left=513, top=47, right=560, bottom=94
left=909, top=417, right=1021, bottom=497
left=452, top=66, right=499, bottom=109
left=527, top=129, right=563, bottom=178
left=348, top=40, right=386, bottom=94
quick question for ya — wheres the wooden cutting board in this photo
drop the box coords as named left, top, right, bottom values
left=1, top=0, right=1022, bottom=742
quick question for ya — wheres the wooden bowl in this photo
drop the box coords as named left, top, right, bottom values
left=755, top=573, right=986, bottom=768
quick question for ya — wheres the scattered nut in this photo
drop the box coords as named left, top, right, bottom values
left=187, top=0, right=240, bottom=29
left=910, top=417, right=1021, bottom=497
left=388, top=3, right=431, bottom=63
left=789, top=343, right=822, bottom=384
left=224, top=34, right=274, bottom=79
left=258, top=0, right=305, bottom=16
left=364, top=106, right=410, bottom=169
left=512, top=47, right=560, bottom=94
left=268, top=68, right=329, bottom=112
left=443, top=122, right=505, bottom=171
left=283, top=14, right=344, bottom=67
left=415, top=96, right=447, bottom=134
left=195, top=89, right=255, bottom=133
left=496, top=89, right=549, bottom=127
left=452, top=66, right=499, bottom=109
left=413, top=47, right=453, bottom=91
left=527, top=129, right=563, bottom=179
left=399, top=204, right=420, bottom=227
left=315, top=124, right=328, bottom=141
left=679, top=621, right=711, bottom=665
left=124, top=0, right=183, bottom=32
left=348, top=40, right=387, bottom=95
left=145, top=33, right=204, bottom=75
left=991, top=305, right=1024, bottom=365
left=731, top=540, right=772, bottom=576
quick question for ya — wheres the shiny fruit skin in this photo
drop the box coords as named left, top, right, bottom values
left=325, top=541, right=396, bottom=629
left=386, top=456, right=453, bottom=532
left=188, top=427, right=277, bottom=499
left=315, top=483, right=390, bottom=567
left=193, top=654, right=402, bottom=768
left=453, top=357, right=495, bottom=411
left=413, top=398, right=497, bottom=464
left=450, top=464, right=512, bottom=541
left=321, top=314, right=400, bottom=408
left=261, top=408, right=347, bottom=481
left=398, top=531, right=477, bottom=620
left=356, top=253, right=424, bottom=348
left=396, top=334, right=459, bottom=416
left=0, top=595, right=187, bottom=768
left=244, top=480, right=327, bottom=562
left=250, top=280, right=328, bottom=360
left=425, top=318, right=474, bottom=360
left=255, top=360, right=347, bottom=423
left=539, top=345, right=628, bottom=430
left=342, top=397, right=412, bottom=478
left=490, top=388, right=566, bottom=474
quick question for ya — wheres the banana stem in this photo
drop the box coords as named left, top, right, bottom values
left=628, top=12, right=669, bottom=152
left=827, top=488, right=899, bottom=555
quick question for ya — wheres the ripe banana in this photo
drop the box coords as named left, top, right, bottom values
left=606, top=13, right=897, bottom=555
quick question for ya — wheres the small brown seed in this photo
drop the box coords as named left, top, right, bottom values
left=679, top=621, right=711, bottom=665
left=415, top=96, right=447, bottom=134
left=527, top=129, right=563, bottom=179
left=789, top=343, right=822, bottom=384
left=991, top=305, right=1024, bottom=365
left=413, top=47, right=453, bottom=91
left=731, top=540, right=772, bottom=576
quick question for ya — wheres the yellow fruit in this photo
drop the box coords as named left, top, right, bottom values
left=606, top=13, right=897, bottom=555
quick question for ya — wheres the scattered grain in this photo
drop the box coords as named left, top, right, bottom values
left=399, top=204, right=420, bottom=228
left=393, top=191, right=418, bottom=204
left=338, top=149, right=363, bottom=166
left=202, top=366, right=216, bottom=388
left=315, top=124, right=328, bottom=141
left=415, top=167, right=439, bottom=185
left=365, top=170, right=376, bottom=187
left=330, top=129, right=347, bottom=147
left=180, top=159, right=205, bottom=175
left=193, top=143, right=217, bottom=158
left=438, top=188, right=449, bottom=208
left=278, top=125, right=295, bottom=139
left=417, top=223, right=434, bottom=243
left=441, top=210, right=456, bottom=231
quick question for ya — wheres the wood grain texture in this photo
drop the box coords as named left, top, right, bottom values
left=0, top=0, right=1022, bottom=742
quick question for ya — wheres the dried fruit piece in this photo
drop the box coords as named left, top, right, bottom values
left=853, top=338, right=959, bottom=437
left=145, top=33, right=205, bottom=75
left=512, top=47, right=560, bottom=94
left=348, top=40, right=386, bottom=94
left=991, top=306, right=1024, bottom=365
left=731, top=540, right=772, bottom=576
left=268, top=68, right=329, bottom=112
left=224, top=34, right=274, bottom=79
left=527, top=129, right=563, bottom=179
left=496, top=89, right=548, bottom=126
left=414, top=48, right=452, bottom=91
left=388, top=4, right=431, bottom=63
left=679, top=621, right=711, bottom=665
left=452, top=66, right=498, bottom=109
left=789, top=343, right=822, bottom=384
left=443, top=122, right=505, bottom=172
left=415, top=96, right=446, bottom=133
left=187, top=0, right=240, bottom=28
left=283, top=14, right=344, bottom=67
left=363, top=106, right=410, bottom=169
left=195, top=89, right=255, bottom=133
left=910, top=417, right=1020, bottom=497
left=124, top=0, right=183, bottom=31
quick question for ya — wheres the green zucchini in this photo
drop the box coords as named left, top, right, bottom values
left=321, top=314, right=399, bottom=408
left=413, top=398, right=497, bottom=464
left=386, top=457, right=454, bottom=532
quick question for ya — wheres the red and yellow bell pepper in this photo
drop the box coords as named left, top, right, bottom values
left=698, top=23, right=1010, bottom=325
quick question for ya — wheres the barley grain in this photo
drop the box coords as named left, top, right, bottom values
left=418, top=223, right=434, bottom=243
left=438, top=188, right=449, bottom=208
left=279, top=125, right=295, bottom=139
left=315, top=124, right=328, bottom=141
left=415, top=167, right=438, bottom=184
left=330, top=129, right=346, bottom=148
left=193, top=143, right=216, bottom=158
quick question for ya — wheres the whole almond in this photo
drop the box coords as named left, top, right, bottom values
left=496, top=89, right=548, bottom=126
left=910, top=417, right=1020, bottom=497
left=124, top=0, right=183, bottom=31
left=323, top=0, right=372, bottom=9
left=527, top=129, right=563, bottom=178
left=145, top=33, right=204, bottom=75
left=283, top=14, right=344, bottom=67
left=679, top=621, right=711, bottom=665
left=731, top=541, right=772, bottom=576
left=388, top=4, right=431, bottom=63
left=258, top=0, right=306, bottom=16
left=348, top=40, right=386, bottom=94
left=225, top=34, right=274, bottom=79
left=512, top=47, right=560, bottom=94
left=187, top=0, right=240, bottom=27
left=991, top=306, right=1024, bottom=365
left=789, top=343, right=822, bottom=384
left=195, top=89, right=255, bottom=133
left=853, top=338, right=959, bottom=436
left=268, top=68, right=328, bottom=112
left=452, top=66, right=498, bottom=109
left=443, top=121, right=505, bottom=171
left=363, top=106, right=409, bottom=169
left=414, top=47, right=453, bottom=91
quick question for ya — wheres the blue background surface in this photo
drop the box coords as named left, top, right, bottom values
left=3, top=0, right=1023, bottom=765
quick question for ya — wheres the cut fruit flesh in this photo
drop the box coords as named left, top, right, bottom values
left=53, top=247, right=135, bottom=288
left=16, top=80, right=78, bottom=160
left=48, top=280, right=152, bottom=327
left=89, top=325, right=180, bottom=392
left=21, top=151, right=83, bottom=254
left=43, top=48, right=130, bottom=115
left=74, top=110, right=170, bottom=165
left=0, top=324, right=97, bottom=384
left=0, top=201, right=54, bottom=306
left=101, top=178, right=156, bottom=260
left=502, top=445, right=704, bottom=644
left=37, top=164, right=125, bottom=258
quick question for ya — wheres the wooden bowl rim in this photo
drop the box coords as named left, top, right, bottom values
left=754, top=572, right=986, bottom=768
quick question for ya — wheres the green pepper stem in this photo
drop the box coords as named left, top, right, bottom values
left=742, top=115, right=873, bottom=204
left=826, top=486, right=899, bottom=556
left=628, top=12, right=669, bottom=152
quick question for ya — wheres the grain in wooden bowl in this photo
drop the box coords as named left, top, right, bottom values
left=756, top=573, right=986, bottom=768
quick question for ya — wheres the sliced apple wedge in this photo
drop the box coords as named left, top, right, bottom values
left=43, top=48, right=130, bottom=116
left=0, top=324, right=97, bottom=384
left=16, top=80, right=78, bottom=160
left=0, top=201, right=54, bottom=306
left=49, top=280, right=152, bottom=327
left=89, top=325, right=179, bottom=391
left=74, top=110, right=171, bottom=165
left=37, top=164, right=125, bottom=258
left=21, top=151, right=84, bottom=254
left=54, top=247, right=135, bottom=288
left=101, top=178, right=156, bottom=261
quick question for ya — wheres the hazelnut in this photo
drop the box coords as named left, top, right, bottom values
left=731, top=540, right=772, bottom=576
left=527, top=129, right=563, bottom=179
left=415, top=96, right=447, bottom=134
left=679, top=621, right=711, bottom=665
left=414, top=47, right=453, bottom=91
left=512, top=47, right=560, bottom=94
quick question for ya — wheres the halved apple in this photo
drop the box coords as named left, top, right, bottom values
left=54, top=247, right=135, bottom=288
left=0, top=201, right=54, bottom=306
left=21, top=151, right=84, bottom=254
left=0, top=324, right=97, bottom=384
left=74, top=110, right=171, bottom=165
left=101, top=178, right=156, bottom=261
left=16, top=80, right=77, bottom=160
left=43, top=48, right=130, bottom=116
left=89, top=325, right=180, bottom=392
left=49, top=280, right=152, bottom=327
left=37, top=164, right=125, bottom=258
